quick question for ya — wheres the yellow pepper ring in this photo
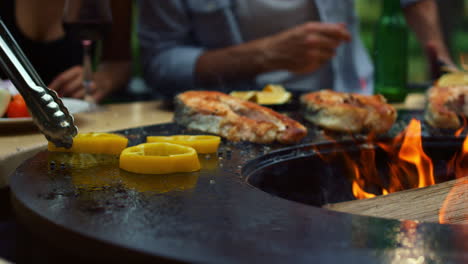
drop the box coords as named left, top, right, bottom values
left=119, top=142, right=201, bottom=174
left=48, top=132, right=129, bottom=155
left=146, top=135, right=221, bottom=154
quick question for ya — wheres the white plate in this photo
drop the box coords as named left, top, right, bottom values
left=0, top=98, right=93, bottom=125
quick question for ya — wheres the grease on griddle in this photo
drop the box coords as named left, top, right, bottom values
left=45, top=146, right=222, bottom=195
left=121, top=170, right=200, bottom=193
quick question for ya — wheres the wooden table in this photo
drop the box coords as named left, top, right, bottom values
left=0, top=100, right=173, bottom=187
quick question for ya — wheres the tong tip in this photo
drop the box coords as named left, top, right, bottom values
left=42, top=122, right=78, bottom=149
left=47, top=134, right=76, bottom=149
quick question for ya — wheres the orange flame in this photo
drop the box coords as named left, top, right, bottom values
left=464, top=135, right=468, bottom=157
left=352, top=181, right=376, bottom=199
left=318, top=118, right=466, bottom=206
left=398, top=119, right=435, bottom=188
left=348, top=119, right=435, bottom=200
left=454, top=117, right=467, bottom=137
left=348, top=157, right=377, bottom=199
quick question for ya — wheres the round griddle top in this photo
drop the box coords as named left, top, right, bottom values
left=10, top=121, right=468, bottom=263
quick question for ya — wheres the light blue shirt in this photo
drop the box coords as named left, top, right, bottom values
left=138, top=0, right=420, bottom=98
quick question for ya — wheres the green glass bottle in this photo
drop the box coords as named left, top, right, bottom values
left=373, top=0, right=409, bottom=102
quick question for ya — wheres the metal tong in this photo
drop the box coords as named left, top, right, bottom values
left=0, top=19, right=77, bottom=148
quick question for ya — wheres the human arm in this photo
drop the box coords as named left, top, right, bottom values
left=401, top=0, right=455, bottom=67
left=195, top=22, right=351, bottom=86
left=138, top=0, right=349, bottom=97
left=138, top=0, right=203, bottom=98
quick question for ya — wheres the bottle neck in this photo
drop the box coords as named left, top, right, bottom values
left=382, top=0, right=402, bottom=14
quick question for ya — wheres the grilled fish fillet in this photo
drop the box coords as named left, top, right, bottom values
left=300, top=90, right=397, bottom=134
left=174, top=91, right=307, bottom=144
left=425, top=85, right=468, bottom=129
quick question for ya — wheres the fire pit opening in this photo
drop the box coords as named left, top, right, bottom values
left=244, top=137, right=464, bottom=207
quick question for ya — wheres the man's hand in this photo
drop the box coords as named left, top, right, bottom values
left=261, top=22, right=351, bottom=73
left=195, top=22, right=351, bottom=86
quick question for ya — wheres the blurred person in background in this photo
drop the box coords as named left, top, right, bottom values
left=0, top=0, right=132, bottom=102
left=138, top=0, right=453, bottom=100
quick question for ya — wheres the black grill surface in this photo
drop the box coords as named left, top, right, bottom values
left=10, top=111, right=468, bottom=263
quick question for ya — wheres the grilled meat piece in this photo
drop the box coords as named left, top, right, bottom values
left=300, top=90, right=397, bottom=134
left=425, top=85, right=468, bottom=129
left=174, top=91, right=307, bottom=144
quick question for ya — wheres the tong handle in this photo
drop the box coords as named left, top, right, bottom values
left=0, top=19, right=77, bottom=148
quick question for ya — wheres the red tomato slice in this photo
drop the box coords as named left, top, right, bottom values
left=7, top=94, right=30, bottom=118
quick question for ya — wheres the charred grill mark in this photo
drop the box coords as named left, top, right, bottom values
left=343, top=96, right=365, bottom=107
left=445, top=94, right=466, bottom=113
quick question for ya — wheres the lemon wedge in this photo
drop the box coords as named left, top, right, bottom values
left=146, top=135, right=221, bottom=154
left=48, top=132, right=128, bottom=155
left=436, top=72, right=468, bottom=86
left=256, top=91, right=291, bottom=105
left=119, top=142, right=201, bottom=174
left=258, top=84, right=292, bottom=104
left=262, top=84, right=287, bottom=93
left=229, top=84, right=292, bottom=104
left=229, top=91, right=257, bottom=101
